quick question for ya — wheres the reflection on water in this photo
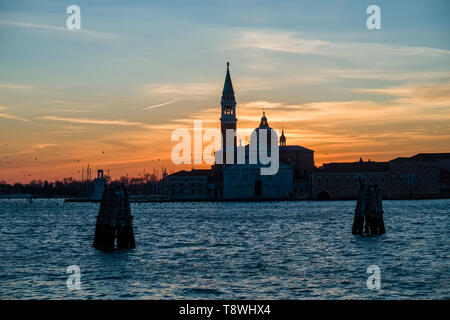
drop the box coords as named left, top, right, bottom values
left=0, top=199, right=449, bottom=299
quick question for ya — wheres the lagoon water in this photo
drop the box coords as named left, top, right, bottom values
left=0, top=199, right=449, bottom=299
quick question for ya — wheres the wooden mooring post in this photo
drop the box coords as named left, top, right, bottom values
left=352, top=180, right=386, bottom=235
left=93, top=183, right=136, bottom=250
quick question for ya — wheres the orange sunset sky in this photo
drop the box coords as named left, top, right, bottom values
left=1, top=1, right=449, bottom=183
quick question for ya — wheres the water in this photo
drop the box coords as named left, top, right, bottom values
left=0, top=199, right=449, bottom=299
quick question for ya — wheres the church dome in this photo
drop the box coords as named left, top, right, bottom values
left=260, top=112, right=269, bottom=127
left=250, top=111, right=277, bottom=153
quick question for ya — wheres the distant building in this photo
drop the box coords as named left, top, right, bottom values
left=222, top=162, right=293, bottom=199
left=388, top=156, right=441, bottom=198
left=411, top=153, right=450, bottom=171
left=311, top=154, right=445, bottom=199
left=214, top=63, right=314, bottom=200
left=279, top=144, right=314, bottom=198
left=167, top=63, right=316, bottom=200
left=312, top=160, right=389, bottom=199
left=166, top=169, right=212, bottom=200
left=410, top=153, right=450, bottom=192
left=280, top=145, right=314, bottom=179
left=93, top=169, right=106, bottom=200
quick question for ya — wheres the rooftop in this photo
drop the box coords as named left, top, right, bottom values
left=411, top=153, right=450, bottom=161
left=390, top=153, right=450, bottom=162
left=167, top=169, right=211, bottom=178
left=318, top=161, right=389, bottom=173
left=280, top=145, right=314, bottom=153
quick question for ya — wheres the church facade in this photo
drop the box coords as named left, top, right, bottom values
left=222, top=162, right=294, bottom=199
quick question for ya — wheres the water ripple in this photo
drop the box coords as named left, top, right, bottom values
left=0, top=199, right=449, bottom=299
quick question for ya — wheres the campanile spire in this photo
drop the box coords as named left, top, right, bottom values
left=223, top=62, right=234, bottom=95
left=220, top=62, right=237, bottom=154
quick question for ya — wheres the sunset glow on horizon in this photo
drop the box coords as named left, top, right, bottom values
left=1, top=0, right=449, bottom=184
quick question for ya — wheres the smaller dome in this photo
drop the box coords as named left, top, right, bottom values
left=251, top=111, right=277, bottom=155
left=259, top=111, right=269, bottom=128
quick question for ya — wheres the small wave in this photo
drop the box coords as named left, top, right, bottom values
left=180, top=287, right=225, bottom=296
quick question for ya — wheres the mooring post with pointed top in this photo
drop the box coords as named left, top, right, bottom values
left=352, top=178, right=366, bottom=235
left=374, top=184, right=385, bottom=234
left=116, top=184, right=135, bottom=249
left=353, top=180, right=385, bottom=235
left=93, top=183, right=135, bottom=251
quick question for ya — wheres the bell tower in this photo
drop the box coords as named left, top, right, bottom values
left=220, top=62, right=237, bottom=155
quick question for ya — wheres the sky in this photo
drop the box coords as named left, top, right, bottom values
left=0, top=0, right=449, bottom=183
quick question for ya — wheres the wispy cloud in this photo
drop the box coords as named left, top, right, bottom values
left=39, top=116, right=143, bottom=126
left=0, top=20, right=119, bottom=40
left=139, top=82, right=219, bottom=99
left=356, top=83, right=450, bottom=106
left=138, top=78, right=274, bottom=100
left=0, top=83, right=34, bottom=90
left=0, top=20, right=66, bottom=32
left=142, top=123, right=185, bottom=131
left=323, top=69, right=450, bottom=82
left=0, top=113, right=30, bottom=122
left=32, top=143, right=58, bottom=151
left=235, top=30, right=328, bottom=54
left=217, top=29, right=450, bottom=87
left=37, top=108, right=93, bottom=113
left=0, top=106, right=29, bottom=122
left=144, top=100, right=177, bottom=110
left=234, top=30, right=450, bottom=59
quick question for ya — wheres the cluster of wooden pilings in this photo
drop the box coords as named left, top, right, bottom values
left=352, top=182, right=386, bottom=235
left=93, top=183, right=135, bottom=251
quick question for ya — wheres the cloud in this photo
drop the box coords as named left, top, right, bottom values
left=144, top=100, right=177, bottom=110
left=138, top=78, right=274, bottom=100
left=32, top=143, right=58, bottom=151
left=323, top=69, right=450, bottom=82
left=235, top=30, right=328, bottom=54
left=0, top=20, right=66, bottom=32
left=161, top=94, right=450, bottom=161
left=0, top=20, right=118, bottom=40
left=0, top=113, right=29, bottom=122
left=139, top=82, right=218, bottom=99
left=234, top=30, right=450, bottom=59
left=356, top=83, right=450, bottom=106
left=0, top=106, right=29, bottom=122
left=143, top=124, right=181, bottom=130
left=238, top=101, right=283, bottom=110
left=0, top=83, right=34, bottom=90
left=163, top=99, right=386, bottom=131
left=216, top=29, right=450, bottom=87
left=38, top=116, right=143, bottom=126
left=37, top=108, right=93, bottom=113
